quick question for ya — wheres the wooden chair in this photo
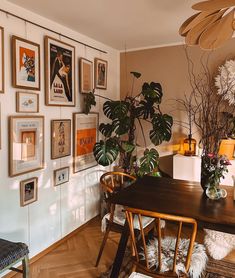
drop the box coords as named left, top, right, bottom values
left=96, top=171, right=155, bottom=267
left=125, top=207, right=207, bottom=277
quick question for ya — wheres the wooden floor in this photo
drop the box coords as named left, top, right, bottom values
left=10, top=216, right=235, bottom=278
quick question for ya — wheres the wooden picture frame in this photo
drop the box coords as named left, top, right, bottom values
left=73, top=113, right=98, bottom=173
left=51, top=119, right=71, bottom=159
left=54, top=166, right=69, bottom=186
left=45, top=36, right=76, bottom=106
left=20, top=177, right=38, bottom=206
left=79, top=58, right=93, bottom=93
left=12, top=36, right=40, bottom=90
left=16, top=92, right=39, bottom=113
left=0, top=26, right=4, bottom=93
left=9, top=116, right=44, bottom=177
left=94, top=58, right=107, bottom=90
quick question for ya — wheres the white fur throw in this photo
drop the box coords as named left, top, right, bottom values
left=204, top=229, right=235, bottom=260
left=141, top=237, right=207, bottom=278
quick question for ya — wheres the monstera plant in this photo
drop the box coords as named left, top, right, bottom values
left=84, top=72, right=173, bottom=177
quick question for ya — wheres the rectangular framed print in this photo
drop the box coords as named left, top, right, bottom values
left=54, top=166, right=69, bottom=186
left=20, top=177, right=38, bottom=206
left=73, top=113, right=98, bottom=172
left=12, top=36, right=40, bottom=90
left=9, top=116, right=44, bottom=177
left=51, top=119, right=71, bottom=159
left=0, top=27, right=4, bottom=93
left=16, top=92, right=39, bottom=113
left=79, top=58, right=93, bottom=93
left=94, top=58, right=107, bottom=90
left=45, top=36, right=75, bottom=106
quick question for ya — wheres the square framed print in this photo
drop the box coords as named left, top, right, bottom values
left=94, top=58, right=107, bottom=90
left=79, top=58, right=93, bottom=93
left=54, top=166, right=69, bottom=186
left=20, top=177, right=38, bottom=206
left=0, top=26, right=4, bottom=93
left=9, top=116, right=44, bottom=177
left=16, top=92, right=39, bottom=113
left=12, top=36, right=40, bottom=90
left=51, top=119, right=71, bottom=159
left=45, top=36, right=75, bottom=106
left=73, top=113, right=98, bottom=173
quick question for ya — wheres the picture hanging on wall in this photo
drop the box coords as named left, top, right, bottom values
left=0, top=26, right=4, bottom=93
left=9, top=116, right=44, bottom=177
left=94, top=58, right=107, bottom=90
left=54, top=166, right=69, bottom=186
left=20, top=177, right=38, bottom=206
left=45, top=36, right=75, bottom=106
left=73, top=113, right=98, bottom=173
left=12, top=36, right=40, bottom=90
left=51, top=119, right=71, bottom=159
left=79, top=58, right=93, bottom=93
left=16, top=92, right=39, bottom=113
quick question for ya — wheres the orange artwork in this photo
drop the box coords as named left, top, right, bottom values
left=76, top=128, right=96, bottom=156
left=21, top=130, right=36, bottom=161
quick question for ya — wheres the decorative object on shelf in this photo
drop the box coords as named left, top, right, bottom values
left=84, top=72, right=173, bottom=177
left=44, top=36, right=75, bottom=106
left=54, top=167, right=69, bottom=186
left=73, top=113, right=98, bottom=173
left=0, top=26, right=4, bottom=93
left=179, top=0, right=235, bottom=50
left=16, top=91, right=39, bottom=113
left=94, top=58, right=107, bottom=90
left=20, top=177, right=38, bottom=206
left=218, top=138, right=235, bottom=160
left=79, top=58, right=93, bottom=94
left=51, top=119, right=71, bottom=159
left=9, top=115, right=44, bottom=177
left=183, top=134, right=196, bottom=156
left=12, top=35, right=40, bottom=90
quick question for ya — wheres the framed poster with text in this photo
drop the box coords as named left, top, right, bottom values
left=79, top=58, right=93, bottom=93
left=73, top=113, right=98, bottom=172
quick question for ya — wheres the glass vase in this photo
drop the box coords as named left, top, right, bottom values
left=205, top=186, right=227, bottom=200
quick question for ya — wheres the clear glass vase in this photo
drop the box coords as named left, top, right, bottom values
left=205, top=185, right=227, bottom=200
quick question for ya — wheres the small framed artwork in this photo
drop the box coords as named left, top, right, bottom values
left=79, top=58, right=93, bottom=93
left=94, top=58, right=107, bottom=90
left=9, top=116, right=44, bottom=177
left=12, top=36, right=40, bottom=90
left=51, top=119, right=71, bottom=159
left=0, top=26, right=4, bottom=93
left=45, top=36, right=75, bottom=106
left=16, top=92, right=39, bottom=113
left=20, top=177, right=38, bottom=206
left=73, top=113, right=98, bottom=173
left=54, top=166, right=69, bottom=186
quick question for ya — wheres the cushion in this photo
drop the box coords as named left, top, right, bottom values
left=0, top=238, right=29, bottom=271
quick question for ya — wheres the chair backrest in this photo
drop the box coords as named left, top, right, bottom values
left=125, top=207, right=197, bottom=276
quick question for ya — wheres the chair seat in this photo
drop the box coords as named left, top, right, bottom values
left=129, top=272, right=152, bottom=278
left=0, top=238, right=29, bottom=271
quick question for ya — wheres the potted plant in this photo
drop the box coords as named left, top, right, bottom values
left=84, top=72, right=173, bottom=177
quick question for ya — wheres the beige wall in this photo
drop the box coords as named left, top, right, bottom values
left=120, top=41, right=235, bottom=176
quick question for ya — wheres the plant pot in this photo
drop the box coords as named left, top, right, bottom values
left=218, top=139, right=235, bottom=160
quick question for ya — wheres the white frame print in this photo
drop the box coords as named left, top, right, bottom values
left=16, top=92, right=39, bottom=113
left=79, top=58, right=93, bottom=94
left=0, top=26, right=4, bottom=93
left=54, top=167, right=70, bottom=186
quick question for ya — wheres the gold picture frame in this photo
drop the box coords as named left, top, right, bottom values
left=54, top=166, right=70, bottom=186
left=79, top=58, right=93, bottom=93
left=16, top=92, right=39, bottom=113
left=0, top=26, right=4, bottom=93
left=94, top=58, right=107, bottom=90
left=20, top=177, right=38, bottom=206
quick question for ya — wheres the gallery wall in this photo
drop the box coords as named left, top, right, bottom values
left=0, top=0, right=120, bottom=269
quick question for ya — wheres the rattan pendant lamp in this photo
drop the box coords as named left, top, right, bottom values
left=179, top=0, right=235, bottom=49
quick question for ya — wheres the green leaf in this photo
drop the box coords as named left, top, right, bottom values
left=121, top=141, right=135, bottom=153
left=113, top=116, right=131, bottom=135
left=137, top=148, right=159, bottom=177
left=93, top=139, right=119, bottom=166
left=130, top=71, right=141, bottom=79
left=135, top=100, right=155, bottom=119
left=83, top=92, right=96, bottom=114
left=150, top=114, right=173, bottom=145
left=142, top=82, right=163, bottom=104
left=99, top=123, right=113, bottom=137
left=103, top=101, right=129, bottom=120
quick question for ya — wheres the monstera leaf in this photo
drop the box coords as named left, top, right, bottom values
left=93, top=138, right=119, bottom=166
left=121, top=141, right=135, bottom=153
left=103, top=101, right=129, bottom=120
left=112, top=116, right=131, bottom=135
left=137, top=148, right=159, bottom=177
left=130, top=71, right=141, bottom=79
left=135, top=100, right=155, bottom=119
left=99, top=123, right=114, bottom=138
left=84, top=92, right=96, bottom=114
left=150, top=113, right=173, bottom=145
left=142, top=82, right=163, bottom=104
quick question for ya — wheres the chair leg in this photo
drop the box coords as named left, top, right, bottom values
left=22, top=255, right=29, bottom=278
left=95, top=227, right=111, bottom=267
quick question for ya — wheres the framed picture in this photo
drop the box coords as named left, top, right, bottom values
left=0, top=27, right=4, bottom=93
left=54, top=166, right=69, bottom=186
left=9, top=116, right=44, bottom=177
left=73, top=113, right=98, bottom=173
left=45, top=36, right=75, bottom=106
left=79, top=58, right=93, bottom=93
left=16, top=92, right=39, bottom=113
left=94, top=58, right=107, bottom=89
left=20, top=177, right=38, bottom=206
left=12, top=36, right=40, bottom=90
left=51, top=119, right=71, bottom=159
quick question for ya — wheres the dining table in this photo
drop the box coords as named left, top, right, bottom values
left=109, top=175, right=235, bottom=278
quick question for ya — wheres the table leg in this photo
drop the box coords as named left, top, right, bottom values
left=110, top=220, right=130, bottom=278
